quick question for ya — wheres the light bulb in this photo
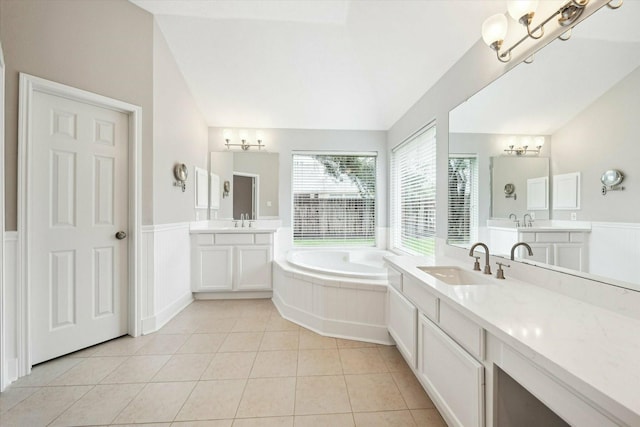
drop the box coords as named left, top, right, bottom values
left=507, top=0, right=539, bottom=23
left=255, top=130, right=265, bottom=143
left=482, top=14, right=508, bottom=48
left=223, top=129, right=233, bottom=141
left=239, top=129, right=248, bottom=141
left=534, top=136, right=545, bottom=148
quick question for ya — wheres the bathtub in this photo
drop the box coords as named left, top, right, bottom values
left=273, top=248, right=394, bottom=345
left=286, top=249, right=389, bottom=280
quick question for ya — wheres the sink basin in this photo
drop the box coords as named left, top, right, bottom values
left=417, top=266, right=492, bottom=286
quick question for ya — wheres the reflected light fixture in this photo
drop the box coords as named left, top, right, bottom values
left=504, top=136, right=544, bottom=156
left=224, top=129, right=266, bottom=151
left=482, top=0, right=622, bottom=63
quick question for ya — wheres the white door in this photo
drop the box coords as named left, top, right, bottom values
left=30, top=91, right=129, bottom=364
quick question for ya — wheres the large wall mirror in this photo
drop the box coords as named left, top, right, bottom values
left=448, top=3, right=640, bottom=291
left=210, top=151, right=279, bottom=220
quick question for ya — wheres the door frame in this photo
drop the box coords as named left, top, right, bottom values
left=0, top=41, right=6, bottom=391
left=17, top=73, right=142, bottom=377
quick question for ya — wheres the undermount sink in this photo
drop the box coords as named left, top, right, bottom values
left=417, top=266, right=492, bottom=286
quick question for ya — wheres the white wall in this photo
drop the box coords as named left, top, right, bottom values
left=551, top=66, right=640, bottom=222
left=153, top=22, right=209, bottom=224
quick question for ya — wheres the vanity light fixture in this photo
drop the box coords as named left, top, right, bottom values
left=504, top=136, right=544, bottom=156
left=482, top=0, right=622, bottom=64
left=224, top=128, right=266, bottom=151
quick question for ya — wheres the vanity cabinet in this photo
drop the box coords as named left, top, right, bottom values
left=191, top=231, right=273, bottom=293
left=418, top=313, right=484, bottom=427
left=386, top=267, right=485, bottom=427
left=388, top=285, right=417, bottom=369
left=489, top=227, right=588, bottom=272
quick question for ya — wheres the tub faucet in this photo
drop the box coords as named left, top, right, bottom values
left=509, top=213, right=520, bottom=227
left=523, top=213, right=533, bottom=227
left=510, top=242, right=534, bottom=261
left=469, top=242, right=492, bottom=275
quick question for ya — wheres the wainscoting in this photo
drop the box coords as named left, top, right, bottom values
left=589, top=222, right=640, bottom=287
left=141, top=223, right=193, bottom=334
left=2, top=231, right=18, bottom=389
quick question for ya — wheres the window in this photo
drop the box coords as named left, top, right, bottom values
left=292, top=153, right=377, bottom=246
left=448, top=155, right=478, bottom=245
left=391, top=125, right=436, bottom=255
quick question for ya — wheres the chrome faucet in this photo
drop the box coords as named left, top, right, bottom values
left=523, top=213, right=533, bottom=227
left=469, top=242, right=492, bottom=275
left=510, top=242, right=533, bottom=261
left=508, top=213, right=520, bottom=227
left=240, top=213, right=246, bottom=228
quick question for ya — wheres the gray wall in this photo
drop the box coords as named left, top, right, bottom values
left=0, top=0, right=208, bottom=227
left=551, top=66, right=640, bottom=222
left=1, top=0, right=154, bottom=228
left=152, top=22, right=208, bottom=224
left=387, top=40, right=508, bottom=239
left=209, top=127, right=388, bottom=227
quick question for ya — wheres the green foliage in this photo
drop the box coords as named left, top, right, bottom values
left=313, top=155, right=376, bottom=198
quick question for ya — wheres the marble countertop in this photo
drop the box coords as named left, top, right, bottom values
left=385, top=255, right=640, bottom=424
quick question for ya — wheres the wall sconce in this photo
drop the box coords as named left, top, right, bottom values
left=504, top=136, right=544, bottom=156
left=223, top=180, right=230, bottom=198
left=601, top=169, right=624, bottom=195
left=173, top=163, right=188, bottom=192
left=224, top=129, right=266, bottom=151
left=482, top=0, right=622, bottom=64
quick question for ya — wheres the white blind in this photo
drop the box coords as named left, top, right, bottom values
left=391, top=125, right=437, bottom=255
left=448, top=155, right=478, bottom=245
left=292, top=153, right=377, bottom=246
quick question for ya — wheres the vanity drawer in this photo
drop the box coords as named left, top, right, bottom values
left=387, top=266, right=403, bottom=291
left=403, top=275, right=438, bottom=322
left=520, top=232, right=536, bottom=243
left=439, top=301, right=484, bottom=360
left=536, top=232, right=569, bottom=243
left=215, top=233, right=254, bottom=245
left=255, top=233, right=273, bottom=244
left=195, top=234, right=215, bottom=245
left=570, top=232, right=585, bottom=242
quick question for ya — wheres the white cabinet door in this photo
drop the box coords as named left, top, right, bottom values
left=235, top=245, right=273, bottom=290
left=522, top=243, right=553, bottom=264
left=418, top=314, right=484, bottom=427
left=194, top=246, right=233, bottom=291
left=388, top=286, right=417, bottom=369
left=554, top=243, right=585, bottom=272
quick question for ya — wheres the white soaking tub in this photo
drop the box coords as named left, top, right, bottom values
left=273, top=248, right=394, bottom=345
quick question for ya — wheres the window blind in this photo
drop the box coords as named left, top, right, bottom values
left=292, top=153, right=377, bottom=246
left=391, top=125, right=437, bottom=255
left=448, top=155, right=478, bottom=245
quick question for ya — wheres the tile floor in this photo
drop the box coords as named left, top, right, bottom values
left=0, top=299, right=447, bottom=426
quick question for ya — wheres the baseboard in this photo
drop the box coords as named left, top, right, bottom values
left=194, top=291, right=273, bottom=300
left=141, top=291, right=193, bottom=335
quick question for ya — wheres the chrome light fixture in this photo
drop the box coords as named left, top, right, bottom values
left=504, top=136, right=544, bottom=156
left=224, top=129, right=266, bottom=151
left=482, top=0, right=622, bottom=63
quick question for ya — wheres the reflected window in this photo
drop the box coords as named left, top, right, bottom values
left=391, top=124, right=436, bottom=255
left=292, top=153, right=377, bottom=247
left=448, top=155, right=478, bottom=245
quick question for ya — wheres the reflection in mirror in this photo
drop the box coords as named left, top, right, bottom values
left=491, top=156, right=549, bottom=219
left=448, top=2, right=640, bottom=291
left=210, top=151, right=279, bottom=220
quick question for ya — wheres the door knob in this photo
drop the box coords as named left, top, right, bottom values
left=115, top=231, right=127, bottom=240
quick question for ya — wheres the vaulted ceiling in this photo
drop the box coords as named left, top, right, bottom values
left=131, top=0, right=505, bottom=130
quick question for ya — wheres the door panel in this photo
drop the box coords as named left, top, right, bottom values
left=31, top=91, right=129, bottom=364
